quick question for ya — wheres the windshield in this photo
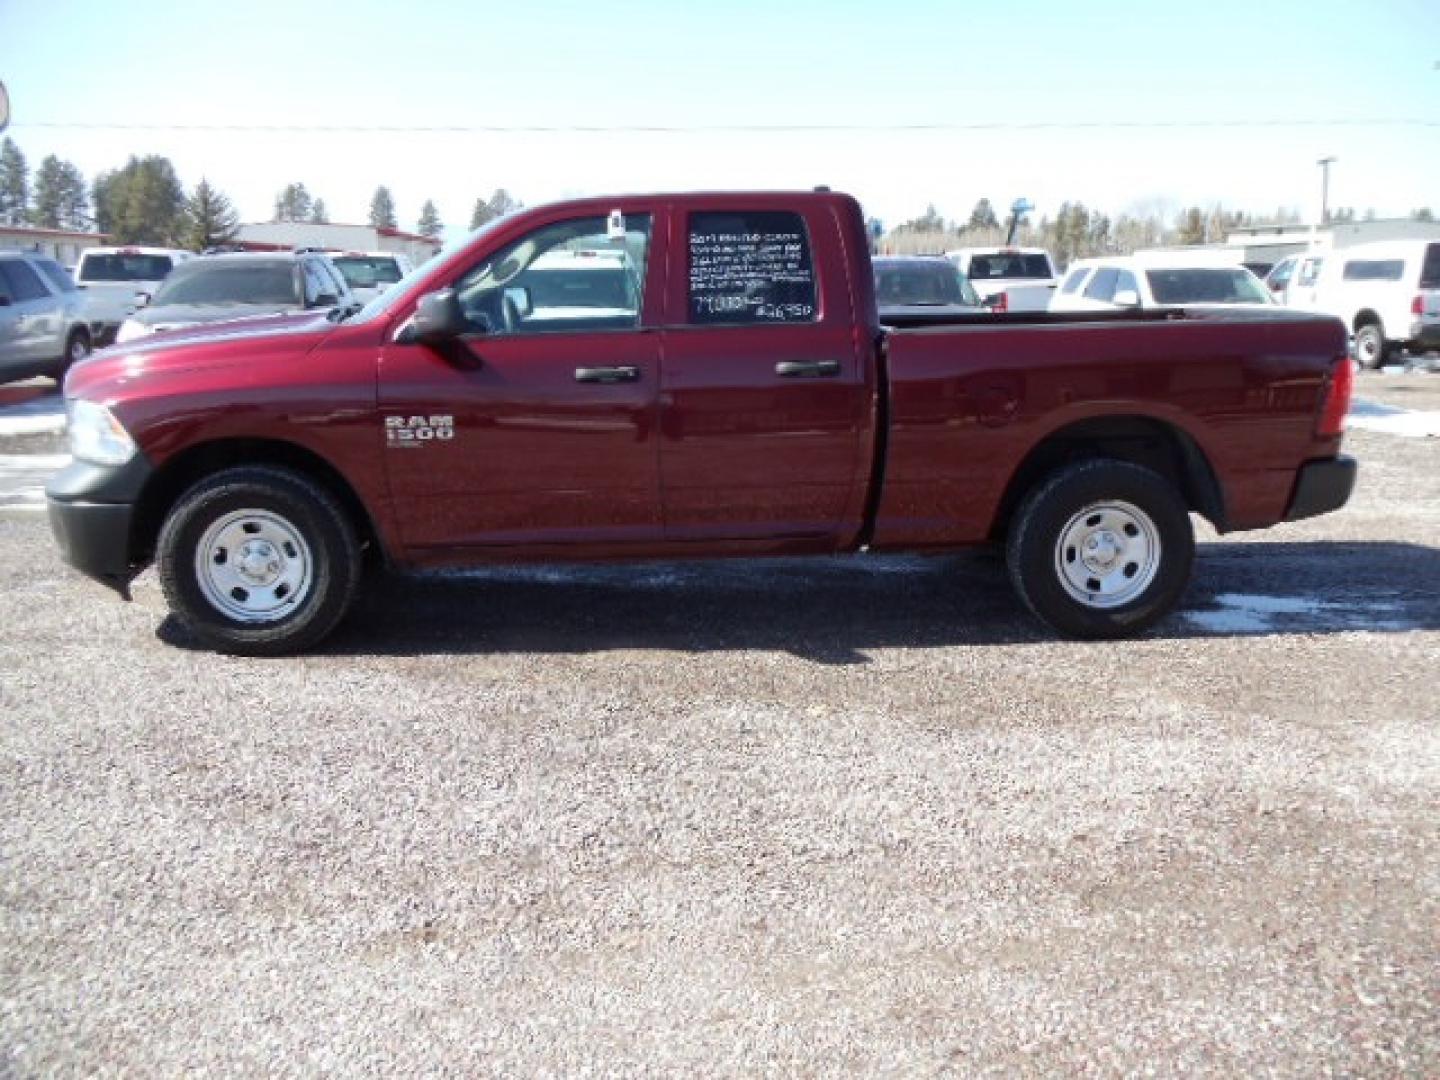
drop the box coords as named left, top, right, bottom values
left=332, top=255, right=404, bottom=289
left=152, top=263, right=299, bottom=306
left=79, top=253, right=174, bottom=283
left=967, top=253, right=1053, bottom=280
left=875, top=262, right=980, bottom=306
left=1145, top=268, right=1270, bottom=305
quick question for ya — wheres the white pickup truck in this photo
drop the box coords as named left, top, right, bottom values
left=74, top=247, right=192, bottom=345
left=944, top=246, right=1059, bottom=312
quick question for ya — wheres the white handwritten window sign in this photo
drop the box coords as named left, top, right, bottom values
left=689, top=211, right=818, bottom=324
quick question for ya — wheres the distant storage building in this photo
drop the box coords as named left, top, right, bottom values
left=0, top=224, right=110, bottom=268
left=234, top=222, right=442, bottom=266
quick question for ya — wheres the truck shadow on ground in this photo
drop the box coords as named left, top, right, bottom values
left=157, top=541, right=1440, bottom=663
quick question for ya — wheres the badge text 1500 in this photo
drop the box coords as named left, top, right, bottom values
left=385, top=415, right=455, bottom=445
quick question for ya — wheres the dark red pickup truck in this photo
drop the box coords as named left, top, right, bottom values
left=47, top=190, right=1356, bottom=654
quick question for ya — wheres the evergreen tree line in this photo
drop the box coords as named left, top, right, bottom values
left=0, top=136, right=526, bottom=250
left=880, top=197, right=1438, bottom=264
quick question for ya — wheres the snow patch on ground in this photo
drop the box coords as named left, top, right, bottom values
left=1185, top=592, right=1412, bottom=635
left=1346, top=409, right=1440, bottom=438
left=0, top=393, right=66, bottom=436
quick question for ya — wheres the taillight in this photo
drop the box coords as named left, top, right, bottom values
left=1412, top=294, right=1425, bottom=316
left=1317, top=354, right=1353, bottom=438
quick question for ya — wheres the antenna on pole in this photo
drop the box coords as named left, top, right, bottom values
left=1005, top=198, right=1033, bottom=247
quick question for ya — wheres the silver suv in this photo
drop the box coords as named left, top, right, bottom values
left=0, top=251, right=93, bottom=384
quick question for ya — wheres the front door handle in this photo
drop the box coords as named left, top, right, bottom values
left=775, top=359, right=841, bottom=378
left=575, top=365, right=640, bottom=383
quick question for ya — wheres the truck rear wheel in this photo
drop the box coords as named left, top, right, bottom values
left=156, top=466, right=361, bottom=656
left=1006, top=459, right=1194, bottom=639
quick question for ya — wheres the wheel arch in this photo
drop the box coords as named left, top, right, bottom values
left=988, top=414, right=1226, bottom=541
left=1352, top=308, right=1384, bottom=333
left=131, top=438, right=387, bottom=569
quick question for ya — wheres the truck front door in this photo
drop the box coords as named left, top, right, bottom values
left=658, top=204, right=871, bottom=545
left=378, top=210, right=665, bottom=556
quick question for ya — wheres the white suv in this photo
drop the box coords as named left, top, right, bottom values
left=1304, top=241, right=1440, bottom=368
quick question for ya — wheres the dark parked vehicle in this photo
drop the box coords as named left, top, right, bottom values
left=114, top=251, right=357, bottom=343
left=0, top=250, right=92, bottom=383
left=50, top=190, right=1355, bottom=655
left=873, top=255, right=984, bottom=321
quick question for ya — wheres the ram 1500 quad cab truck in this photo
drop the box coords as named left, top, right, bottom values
left=47, top=191, right=1357, bottom=655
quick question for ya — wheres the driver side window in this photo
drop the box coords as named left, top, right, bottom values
left=453, top=214, right=652, bottom=335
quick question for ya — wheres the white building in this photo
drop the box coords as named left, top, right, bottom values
left=235, top=222, right=442, bottom=266
left=1224, top=218, right=1440, bottom=267
left=0, top=224, right=110, bottom=268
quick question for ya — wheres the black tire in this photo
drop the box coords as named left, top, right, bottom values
left=1352, top=323, right=1387, bottom=370
left=156, top=466, right=361, bottom=656
left=1005, top=459, right=1194, bottom=639
left=53, top=328, right=91, bottom=381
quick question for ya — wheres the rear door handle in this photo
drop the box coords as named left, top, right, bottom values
left=775, top=359, right=842, bottom=378
left=575, top=365, right=640, bottom=383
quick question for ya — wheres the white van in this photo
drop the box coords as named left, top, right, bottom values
left=1306, top=240, right=1440, bottom=367
left=74, top=246, right=193, bottom=345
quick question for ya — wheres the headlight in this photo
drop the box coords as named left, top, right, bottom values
left=68, top=399, right=137, bottom=466
left=115, top=319, right=149, bottom=344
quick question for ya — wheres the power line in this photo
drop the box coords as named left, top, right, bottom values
left=11, top=117, right=1440, bottom=134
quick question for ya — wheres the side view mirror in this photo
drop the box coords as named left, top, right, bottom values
left=1112, top=289, right=1141, bottom=308
left=413, top=289, right=470, bottom=343
left=980, top=293, right=1005, bottom=310
left=0, top=295, right=11, bottom=308
left=133, top=291, right=151, bottom=308
left=312, top=292, right=338, bottom=309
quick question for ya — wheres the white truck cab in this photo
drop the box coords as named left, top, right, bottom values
left=74, top=247, right=192, bottom=345
left=943, top=246, right=1058, bottom=312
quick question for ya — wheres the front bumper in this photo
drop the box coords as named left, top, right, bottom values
left=45, top=456, right=154, bottom=597
left=1284, top=455, right=1357, bottom=522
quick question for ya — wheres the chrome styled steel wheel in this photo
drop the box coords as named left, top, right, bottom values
left=1053, top=500, right=1161, bottom=609
left=193, top=508, right=314, bottom=623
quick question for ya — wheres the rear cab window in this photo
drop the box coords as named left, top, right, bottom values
left=968, top=253, right=1053, bottom=281
left=35, top=258, right=76, bottom=293
left=77, top=253, right=175, bottom=283
left=686, top=210, right=817, bottom=325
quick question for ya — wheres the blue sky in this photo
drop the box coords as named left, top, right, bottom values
left=1, top=0, right=1436, bottom=238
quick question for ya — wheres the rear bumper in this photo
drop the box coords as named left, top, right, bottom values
left=45, top=456, right=153, bottom=597
left=1284, top=455, right=1357, bottom=522
left=1406, top=321, right=1440, bottom=350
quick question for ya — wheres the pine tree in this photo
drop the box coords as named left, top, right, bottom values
left=274, top=182, right=314, bottom=222
left=369, top=185, right=397, bottom=229
left=485, top=188, right=520, bottom=221
left=0, top=137, right=29, bottom=226
left=966, top=198, right=999, bottom=231
left=183, top=178, right=241, bottom=251
left=417, top=199, right=442, bottom=238
left=310, top=198, right=329, bottom=224
left=91, top=155, right=186, bottom=245
left=31, top=155, right=89, bottom=230
left=469, top=196, right=492, bottom=230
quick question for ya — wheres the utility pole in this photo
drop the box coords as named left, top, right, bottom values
left=1316, top=156, right=1337, bottom=225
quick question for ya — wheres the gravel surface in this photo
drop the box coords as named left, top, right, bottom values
left=1, top=400, right=1437, bottom=1074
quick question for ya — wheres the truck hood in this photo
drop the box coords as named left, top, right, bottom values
left=66, top=310, right=339, bottom=399
left=128, top=301, right=311, bottom=332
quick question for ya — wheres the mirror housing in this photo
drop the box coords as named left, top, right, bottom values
left=132, top=291, right=151, bottom=309
left=1112, top=288, right=1141, bottom=308
left=312, top=292, right=338, bottom=308
left=0, top=295, right=10, bottom=307
left=413, top=289, right=470, bottom=343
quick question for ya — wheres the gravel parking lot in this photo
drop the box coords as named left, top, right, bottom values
left=1, top=375, right=1437, bottom=1075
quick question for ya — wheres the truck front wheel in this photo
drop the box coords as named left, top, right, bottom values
left=156, top=466, right=361, bottom=655
left=1006, top=459, right=1194, bottom=639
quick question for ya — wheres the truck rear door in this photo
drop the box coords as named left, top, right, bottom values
left=658, top=201, right=872, bottom=545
